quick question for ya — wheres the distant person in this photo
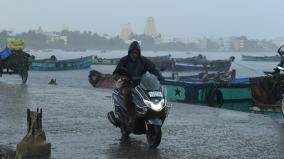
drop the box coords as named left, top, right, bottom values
left=112, top=41, right=165, bottom=123
left=48, top=78, right=57, bottom=85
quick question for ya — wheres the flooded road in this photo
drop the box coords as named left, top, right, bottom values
left=1, top=69, right=284, bottom=158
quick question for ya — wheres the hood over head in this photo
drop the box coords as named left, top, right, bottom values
left=128, top=41, right=141, bottom=57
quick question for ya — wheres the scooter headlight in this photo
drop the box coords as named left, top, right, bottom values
left=143, top=99, right=165, bottom=111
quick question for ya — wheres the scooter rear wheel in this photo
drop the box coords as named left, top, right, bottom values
left=107, top=111, right=120, bottom=127
left=121, top=127, right=130, bottom=137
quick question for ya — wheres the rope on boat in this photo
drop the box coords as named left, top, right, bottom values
left=232, top=61, right=256, bottom=71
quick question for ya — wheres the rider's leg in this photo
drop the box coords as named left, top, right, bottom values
left=122, top=87, right=133, bottom=115
left=115, top=78, right=133, bottom=114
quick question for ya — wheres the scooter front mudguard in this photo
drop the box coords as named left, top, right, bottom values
left=146, top=118, right=163, bottom=126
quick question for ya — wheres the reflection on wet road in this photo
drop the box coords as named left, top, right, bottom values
left=1, top=72, right=284, bottom=159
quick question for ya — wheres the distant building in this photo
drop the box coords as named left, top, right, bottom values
left=222, top=37, right=232, bottom=51
left=186, top=37, right=208, bottom=50
left=35, top=26, right=68, bottom=45
left=103, top=34, right=112, bottom=40
left=219, top=37, right=245, bottom=51
left=144, top=16, right=157, bottom=37
left=198, top=38, right=208, bottom=50
left=172, top=37, right=190, bottom=44
left=120, top=23, right=133, bottom=41
left=45, top=32, right=68, bottom=45
left=171, top=37, right=208, bottom=50
left=35, top=26, right=44, bottom=34
left=232, top=38, right=244, bottom=50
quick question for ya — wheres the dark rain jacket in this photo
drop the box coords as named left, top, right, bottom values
left=113, top=41, right=162, bottom=85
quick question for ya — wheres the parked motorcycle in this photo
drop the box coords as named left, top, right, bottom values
left=266, top=45, right=284, bottom=116
left=277, top=45, right=284, bottom=116
left=107, top=73, right=170, bottom=148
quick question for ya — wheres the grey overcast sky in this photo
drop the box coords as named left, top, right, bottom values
left=0, top=0, right=283, bottom=39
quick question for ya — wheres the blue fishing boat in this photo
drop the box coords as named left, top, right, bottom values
left=31, top=55, right=93, bottom=71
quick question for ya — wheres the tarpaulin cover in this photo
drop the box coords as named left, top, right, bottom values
left=0, top=47, right=12, bottom=60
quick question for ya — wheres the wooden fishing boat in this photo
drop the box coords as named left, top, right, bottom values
left=93, top=54, right=234, bottom=72
left=162, top=75, right=284, bottom=118
left=242, top=55, right=280, bottom=62
left=90, top=44, right=284, bottom=118
left=88, top=69, right=114, bottom=89
left=92, top=55, right=172, bottom=71
left=173, top=55, right=235, bottom=72
left=92, top=56, right=119, bottom=65
left=168, top=69, right=236, bottom=82
left=88, top=69, right=237, bottom=91
left=88, top=69, right=284, bottom=118
left=93, top=55, right=171, bottom=64
left=88, top=69, right=252, bottom=108
left=31, top=55, right=93, bottom=71
left=162, top=78, right=251, bottom=107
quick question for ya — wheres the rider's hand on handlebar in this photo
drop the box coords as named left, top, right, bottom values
left=120, top=75, right=129, bottom=82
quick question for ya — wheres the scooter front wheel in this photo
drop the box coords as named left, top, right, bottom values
left=146, top=125, right=162, bottom=148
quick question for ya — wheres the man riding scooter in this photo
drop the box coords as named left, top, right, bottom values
left=111, top=41, right=165, bottom=124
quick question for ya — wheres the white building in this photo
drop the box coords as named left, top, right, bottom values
left=144, top=16, right=157, bottom=37
left=120, top=23, right=133, bottom=41
left=35, top=26, right=68, bottom=45
left=45, top=32, right=68, bottom=45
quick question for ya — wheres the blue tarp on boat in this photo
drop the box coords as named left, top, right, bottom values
left=0, top=48, right=12, bottom=60
left=229, top=78, right=250, bottom=84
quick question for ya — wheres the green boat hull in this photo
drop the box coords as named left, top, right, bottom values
left=161, top=80, right=252, bottom=104
left=161, top=78, right=284, bottom=119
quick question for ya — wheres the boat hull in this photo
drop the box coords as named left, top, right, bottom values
left=31, top=56, right=93, bottom=71
left=88, top=69, right=284, bottom=118
left=174, top=62, right=232, bottom=72
left=242, top=55, right=280, bottom=62
left=161, top=78, right=252, bottom=104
